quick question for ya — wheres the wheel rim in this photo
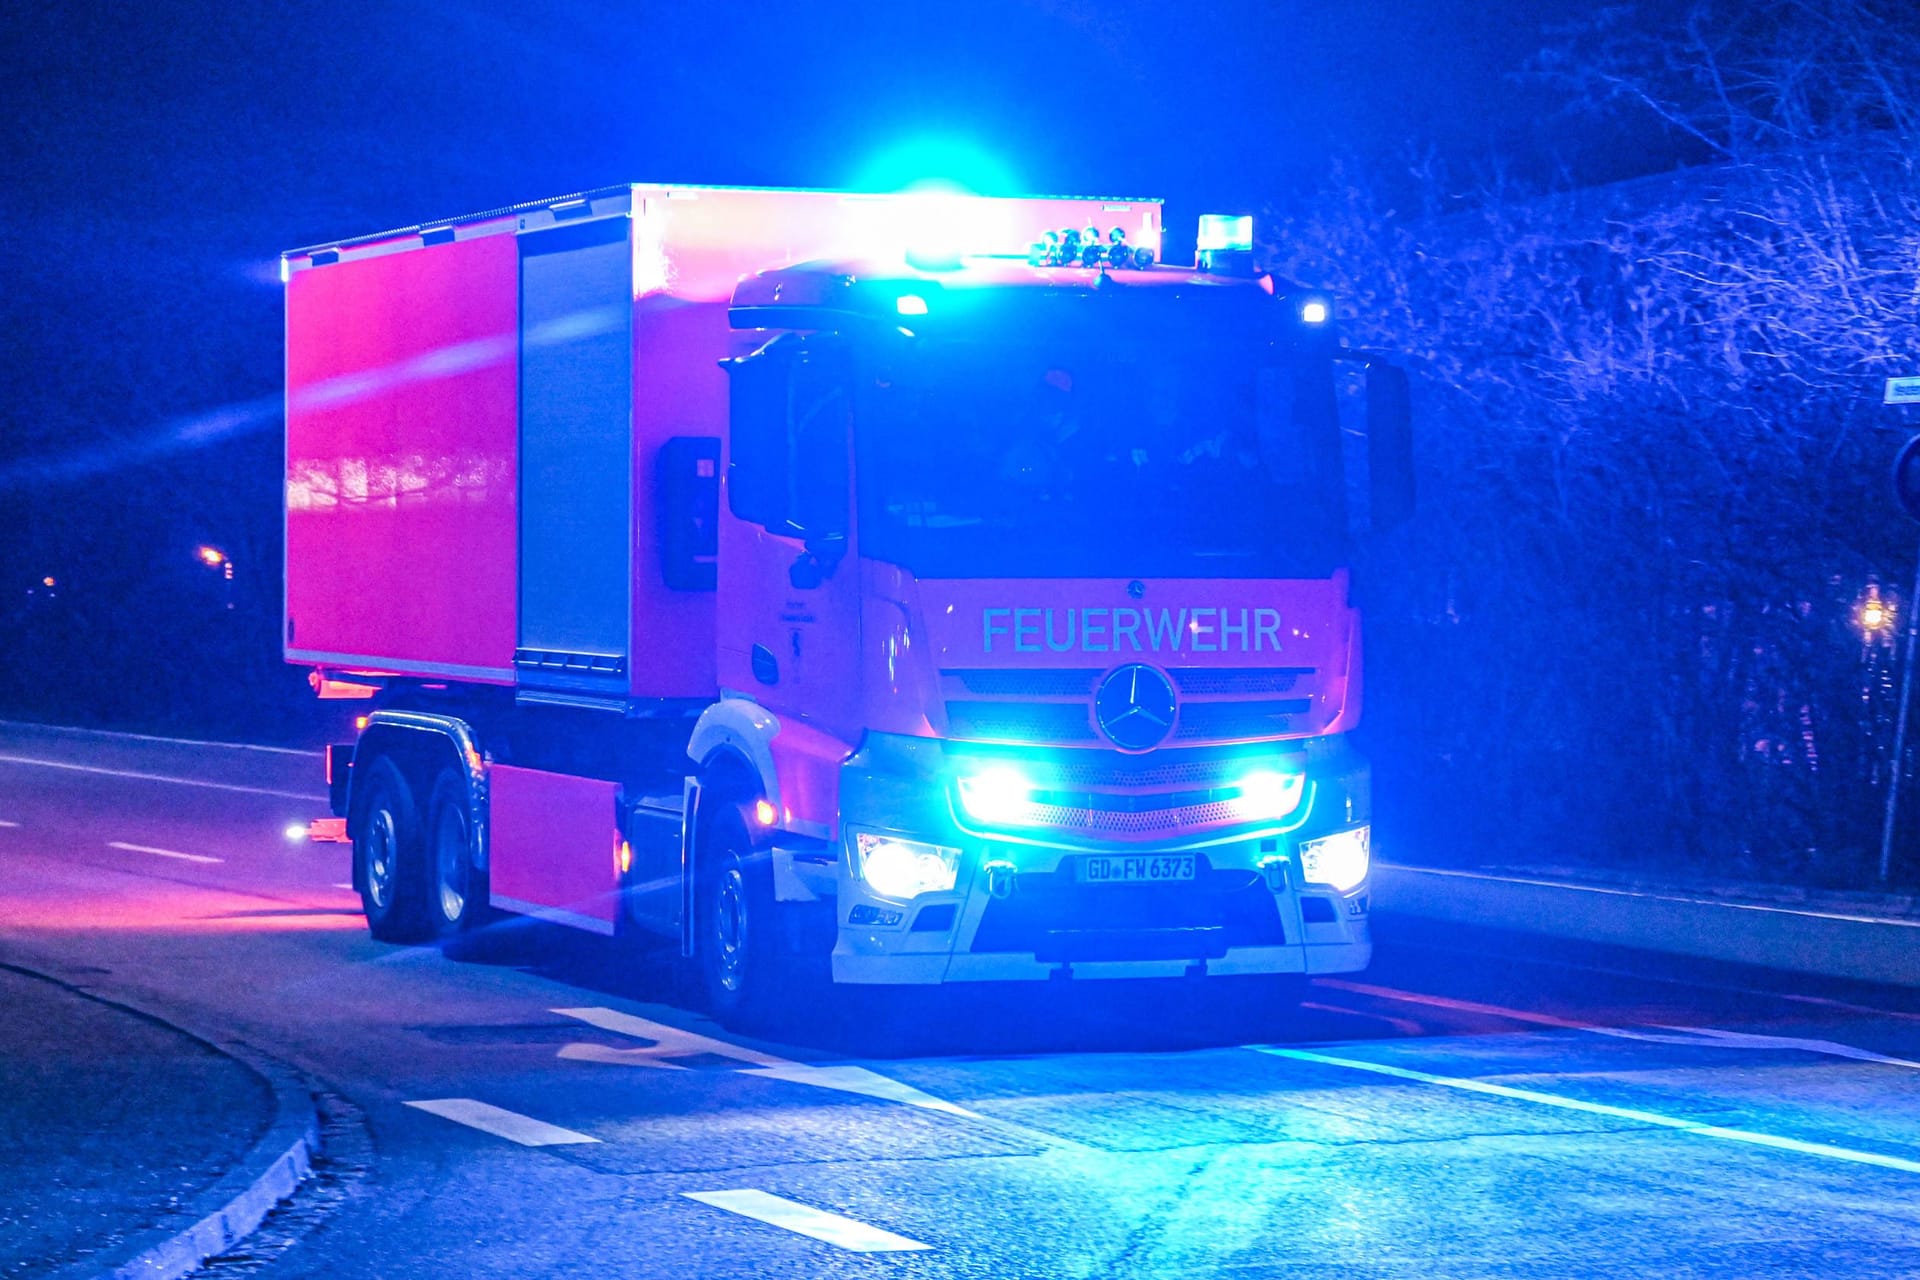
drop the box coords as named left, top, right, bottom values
left=714, top=862, right=749, bottom=994
left=434, top=803, right=466, bottom=923
left=366, top=808, right=398, bottom=910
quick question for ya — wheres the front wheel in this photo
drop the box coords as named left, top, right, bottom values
left=698, top=808, right=786, bottom=1030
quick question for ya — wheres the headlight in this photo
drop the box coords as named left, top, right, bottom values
left=852, top=832, right=961, bottom=900
left=955, top=765, right=1038, bottom=827
left=1299, top=826, right=1370, bottom=893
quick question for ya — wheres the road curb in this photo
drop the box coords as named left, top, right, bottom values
left=1373, top=863, right=1920, bottom=988
left=5, top=963, right=323, bottom=1280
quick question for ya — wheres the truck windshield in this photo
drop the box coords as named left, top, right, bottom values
left=856, top=326, right=1346, bottom=580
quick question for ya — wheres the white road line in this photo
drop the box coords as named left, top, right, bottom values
left=0, top=819, right=18, bottom=828
left=0, top=753, right=324, bottom=802
left=1416, top=939, right=1920, bottom=1025
left=1254, top=1046, right=1920, bottom=1175
left=108, top=841, right=223, bottom=865
left=554, top=1006, right=785, bottom=1066
left=332, top=882, right=356, bottom=892
left=682, top=1190, right=930, bottom=1253
left=552, top=1007, right=982, bottom=1117
left=403, top=1098, right=598, bottom=1146
left=1387, top=863, right=1920, bottom=928
left=0, top=719, right=319, bottom=757
left=1317, top=979, right=1920, bottom=1068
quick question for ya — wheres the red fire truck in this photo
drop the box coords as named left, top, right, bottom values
left=285, top=184, right=1411, bottom=1027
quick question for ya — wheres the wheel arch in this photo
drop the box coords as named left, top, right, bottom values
left=688, top=698, right=781, bottom=815
left=352, top=710, right=489, bottom=875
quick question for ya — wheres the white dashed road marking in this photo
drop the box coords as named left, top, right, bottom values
left=404, top=1098, right=598, bottom=1146
left=0, top=819, right=19, bottom=828
left=1254, top=1046, right=1920, bottom=1175
left=682, top=1190, right=931, bottom=1253
left=0, top=753, right=324, bottom=801
left=553, top=1006, right=982, bottom=1118
left=108, top=841, right=223, bottom=864
left=1318, top=979, right=1920, bottom=1068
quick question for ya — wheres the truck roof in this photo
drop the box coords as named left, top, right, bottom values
left=728, top=255, right=1289, bottom=337
left=283, top=182, right=1162, bottom=259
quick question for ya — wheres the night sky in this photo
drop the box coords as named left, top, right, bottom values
left=2, top=0, right=1618, bottom=449
left=1, top=0, right=1620, bottom=623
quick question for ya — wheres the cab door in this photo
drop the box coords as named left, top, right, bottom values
left=718, top=335, right=862, bottom=742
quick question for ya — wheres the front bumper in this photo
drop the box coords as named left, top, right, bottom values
left=821, top=733, right=1372, bottom=985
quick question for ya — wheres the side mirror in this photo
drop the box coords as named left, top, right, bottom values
left=789, top=534, right=847, bottom=590
left=1366, top=362, right=1414, bottom=530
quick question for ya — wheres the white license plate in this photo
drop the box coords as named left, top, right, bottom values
left=1077, top=854, right=1197, bottom=885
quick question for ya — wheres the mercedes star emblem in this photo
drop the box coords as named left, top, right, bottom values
left=1094, top=664, right=1177, bottom=752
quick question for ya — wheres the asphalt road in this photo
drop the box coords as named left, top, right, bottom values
left=4, top=718, right=1920, bottom=1278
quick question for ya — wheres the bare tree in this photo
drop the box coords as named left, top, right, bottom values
left=1268, top=0, right=1920, bottom=884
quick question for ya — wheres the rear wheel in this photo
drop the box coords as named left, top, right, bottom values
left=354, top=755, right=429, bottom=943
left=698, top=807, right=786, bottom=1030
left=424, top=769, right=489, bottom=941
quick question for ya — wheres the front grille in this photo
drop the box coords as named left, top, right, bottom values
left=943, top=667, right=1319, bottom=747
left=1170, top=667, right=1315, bottom=696
left=945, top=701, right=1097, bottom=744
left=1014, top=796, right=1244, bottom=837
left=1033, top=751, right=1254, bottom=790
left=1174, top=700, right=1312, bottom=741
left=971, top=864, right=1285, bottom=961
left=943, top=669, right=1099, bottom=698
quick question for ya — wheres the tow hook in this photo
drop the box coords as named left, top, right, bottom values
left=985, top=859, right=1017, bottom=899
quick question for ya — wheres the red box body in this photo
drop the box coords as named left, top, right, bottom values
left=284, top=185, right=1163, bottom=700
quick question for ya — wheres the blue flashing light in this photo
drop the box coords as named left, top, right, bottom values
left=1230, top=769, right=1308, bottom=823
left=1197, top=213, right=1254, bottom=253
left=851, top=138, right=1020, bottom=199
left=956, top=765, right=1036, bottom=827
left=896, top=294, right=930, bottom=316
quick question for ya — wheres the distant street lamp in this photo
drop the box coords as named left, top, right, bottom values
left=197, top=545, right=235, bottom=607
left=1858, top=585, right=1895, bottom=640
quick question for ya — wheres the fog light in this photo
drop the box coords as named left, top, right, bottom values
left=1299, top=826, right=1370, bottom=893
left=1300, top=299, right=1330, bottom=325
left=852, top=832, right=961, bottom=900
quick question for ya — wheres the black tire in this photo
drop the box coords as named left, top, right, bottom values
left=697, top=806, right=787, bottom=1030
left=424, top=768, right=489, bottom=943
left=353, top=755, right=430, bottom=943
